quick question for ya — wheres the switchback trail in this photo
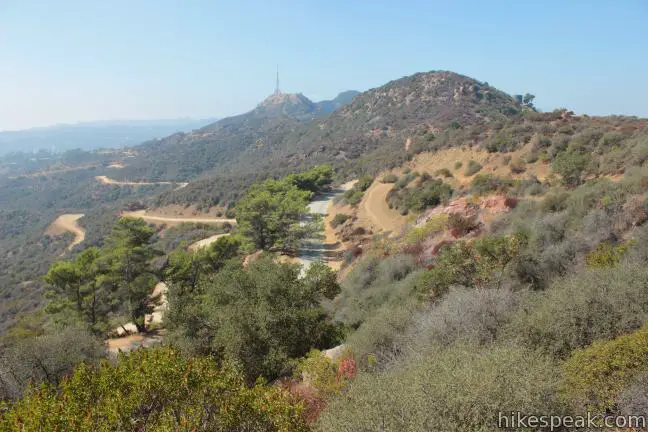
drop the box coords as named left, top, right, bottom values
left=45, top=214, right=86, bottom=252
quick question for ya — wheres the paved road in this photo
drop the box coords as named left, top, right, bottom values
left=297, top=183, right=354, bottom=275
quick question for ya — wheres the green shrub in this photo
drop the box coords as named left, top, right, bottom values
left=387, top=178, right=452, bottom=214
left=541, top=192, right=570, bottom=213
left=434, top=168, right=453, bottom=178
left=329, top=213, right=350, bottom=228
left=356, top=175, right=374, bottom=192
left=0, top=347, right=308, bottom=431
left=344, top=299, right=420, bottom=369
left=344, top=190, right=364, bottom=206
left=405, top=287, right=519, bottom=350
left=381, top=173, right=398, bottom=183
left=201, top=257, right=343, bottom=382
left=454, top=161, right=463, bottom=170
left=552, top=151, right=590, bottom=185
left=446, top=212, right=479, bottom=237
left=336, top=254, right=418, bottom=327
left=585, top=241, right=631, bottom=268
left=294, top=349, right=344, bottom=397
left=562, top=324, right=648, bottom=414
left=317, top=343, right=564, bottom=432
left=464, top=160, right=483, bottom=176
left=0, top=327, right=105, bottom=400
left=470, top=174, right=515, bottom=196
left=504, top=263, right=648, bottom=358
left=509, top=157, right=526, bottom=174
left=423, top=234, right=525, bottom=294
left=403, top=214, right=448, bottom=245
left=524, top=151, right=539, bottom=164
left=395, top=174, right=414, bottom=189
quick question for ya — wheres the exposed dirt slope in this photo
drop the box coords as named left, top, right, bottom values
left=45, top=213, right=86, bottom=251
left=408, top=145, right=550, bottom=186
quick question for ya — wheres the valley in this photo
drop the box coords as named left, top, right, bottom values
left=3, top=68, right=648, bottom=431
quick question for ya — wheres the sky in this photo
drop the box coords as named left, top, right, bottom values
left=1, top=0, right=647, bottom=130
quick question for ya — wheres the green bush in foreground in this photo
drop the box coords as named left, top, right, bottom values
left=317, top=343, right=564, bottom=432
left=562, top=324, right=648, bottom=415
left=0, top=346, right=308, bottom=432
left=504, top=263, right=648, bottom=359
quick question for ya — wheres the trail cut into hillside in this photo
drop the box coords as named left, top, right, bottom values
left=188, top=233, right=231, bottom=251
left=96, top=175, right=188, bottom=188
left=122, top=210, right=236, bottom=226
left=45, top=214, right=86, bottom=251
left=357, top=182, right=408, bottom=235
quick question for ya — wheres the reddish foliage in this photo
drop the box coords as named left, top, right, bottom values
left=337, top=358, right=357, bottom=382
left=279, top=378, right=327, bottom=424
left=504, top=196, right=518, bottom=209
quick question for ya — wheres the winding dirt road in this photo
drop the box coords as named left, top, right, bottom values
left=357, top=183, right=407, bottom=234
left=45, top=214, right=86, bottom=251
left=96, top=175, right=188, bottom=188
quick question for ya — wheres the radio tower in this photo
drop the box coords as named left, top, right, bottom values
left=274, top=65, right=281, bottom=95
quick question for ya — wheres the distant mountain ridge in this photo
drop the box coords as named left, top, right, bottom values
left=110, top=71, right=522, bottom=209
left=0, top=118, right=217, bottom=155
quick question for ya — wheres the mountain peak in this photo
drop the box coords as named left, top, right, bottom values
left=259, top=92, right=314, bottom=109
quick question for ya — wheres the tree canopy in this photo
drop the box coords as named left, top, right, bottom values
left=167, top=255, right=343, bottom=382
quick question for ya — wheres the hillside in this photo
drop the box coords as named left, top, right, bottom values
left=3, top=69, right=648, bottom=430
left=144, top=71, right=522, bottom=208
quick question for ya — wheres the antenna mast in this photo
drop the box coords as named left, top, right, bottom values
left=275, top=65, right=281, bottom=95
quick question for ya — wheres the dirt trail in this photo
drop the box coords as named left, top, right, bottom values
left=357, top=183, right=407, bottom=234
left=45, top=214, right=86, bottom=251
left=96, top=175, right=188, bottom=188
left=122, top=210, right=236, bottom=226
left=188, top=233, right=231, bottom=252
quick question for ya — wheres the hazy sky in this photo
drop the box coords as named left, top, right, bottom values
left=1, top=1, right=647, bottom=130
